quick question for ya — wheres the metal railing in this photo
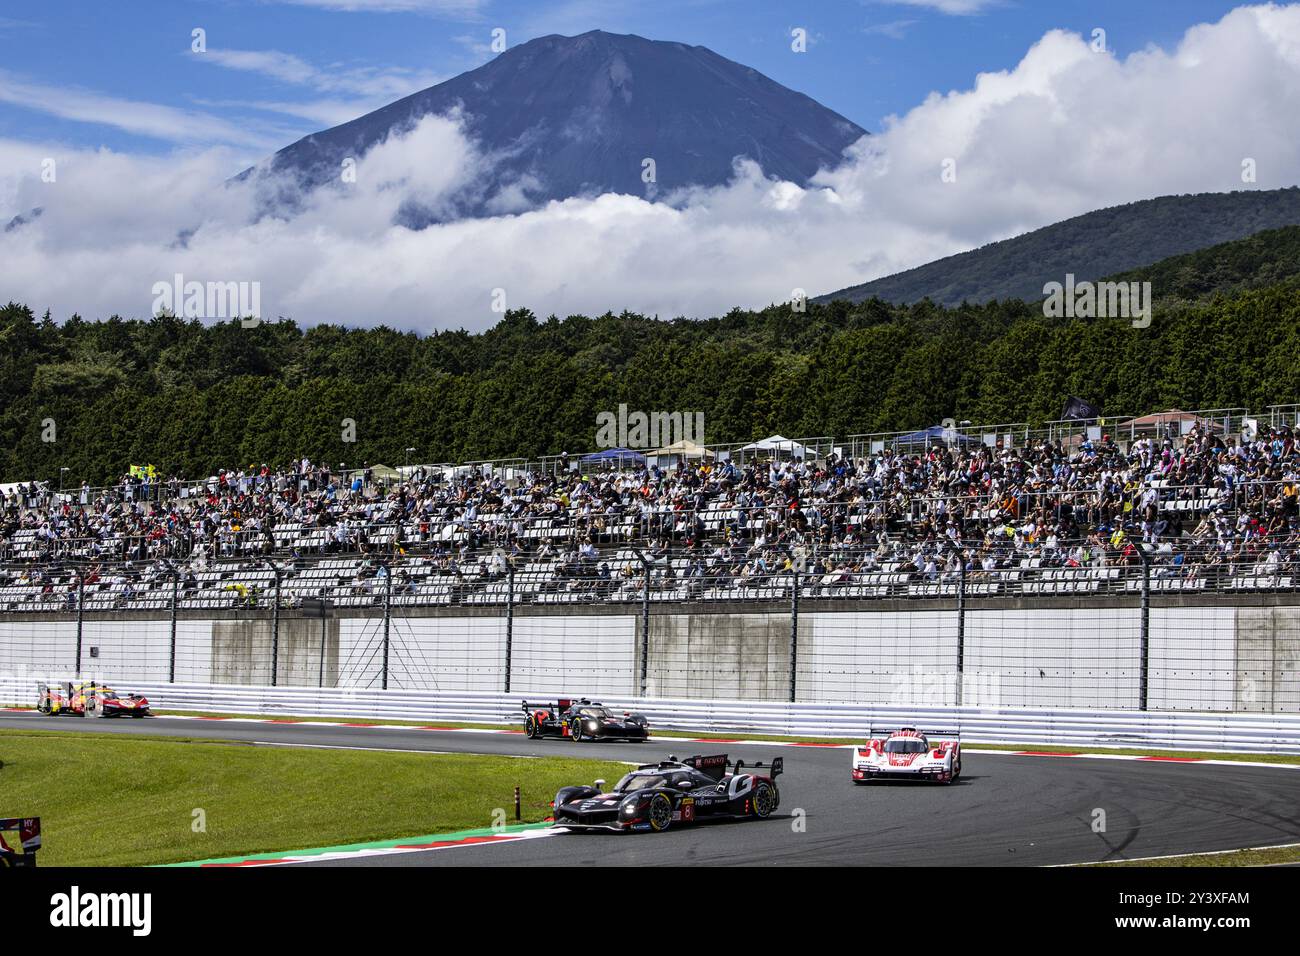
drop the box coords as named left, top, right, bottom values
left=2, top=540, right=1298, bottom=711
left=3, top=679, right=1299, bottom=754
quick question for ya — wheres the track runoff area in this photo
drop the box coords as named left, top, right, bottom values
left=3, top=707, right=1297, bottom=929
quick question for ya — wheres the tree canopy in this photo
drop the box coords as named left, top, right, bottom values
left=3, top=226, right=1300, bottom=484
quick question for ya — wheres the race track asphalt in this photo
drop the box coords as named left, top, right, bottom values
left=4, top=712, right=1298, bottom=866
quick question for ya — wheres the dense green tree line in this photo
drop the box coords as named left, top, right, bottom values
left=2, top=228, right=1300, bottom=485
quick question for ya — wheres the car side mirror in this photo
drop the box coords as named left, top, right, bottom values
left=594, top=779, right=605, bottom=793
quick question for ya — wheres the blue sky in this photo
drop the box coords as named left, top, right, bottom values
left=5, top=2, right=1297, bottom=329
left=0, top=0, right=1255, bottom=167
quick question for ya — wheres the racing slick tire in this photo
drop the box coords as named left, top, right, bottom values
left=525, top=715, right=539, bottom=739
left=569, top=718, right=585, bottom=743
left=647, top=792, right=673, bottom=832
left=751, top=781, right=776, bottom=818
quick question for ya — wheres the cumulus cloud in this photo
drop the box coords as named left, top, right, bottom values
left=3, top=4, right=1300, bottom=330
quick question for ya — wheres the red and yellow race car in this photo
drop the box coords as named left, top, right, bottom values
left=36, top=681, right=151, bottom=717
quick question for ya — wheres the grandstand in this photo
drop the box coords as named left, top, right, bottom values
left=1, top=404, right=1298, bottom=715
left=2, top=405, right=1299, bottom=607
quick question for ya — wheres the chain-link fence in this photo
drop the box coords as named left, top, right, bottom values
left=1, top=544, right=1297, bottom=713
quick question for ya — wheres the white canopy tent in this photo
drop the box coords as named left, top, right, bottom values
left=646, top=439, right=714, bottom=465
left=739, top=435, right=813, bottom=459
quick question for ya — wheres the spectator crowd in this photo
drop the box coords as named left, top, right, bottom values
left=3, top=420, right=1300, bottom=598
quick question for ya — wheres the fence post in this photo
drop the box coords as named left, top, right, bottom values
left=270, top=566, right=281, bottom=687
left=381, top=560, right=392, bottom=691
left=74, top=574, right=84, bottom=675
left=504, top=562, right=514, bottom=694
left=1134, top=543, right=1151, bottom=711
left=169, top=571, right=179, bottom=683
left=955, top=556, right=966, bottom=706
left=318, top=607, right=326, bottom=688
left=789, top=569, right=799, bottom=703
left=632, top=548, right=651, bottom=697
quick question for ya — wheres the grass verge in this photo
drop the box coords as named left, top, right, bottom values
left=0, top=728, right=628, bottom=867
left=1092, top=843, right=1300, bottom=867
left=663, top=730, right=1300, bottom=765
left=19, top=707, right=1300, bottom=766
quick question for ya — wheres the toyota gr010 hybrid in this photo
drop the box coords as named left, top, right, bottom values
left=522, top=698, right=649, bottom=742
left=552, top=753, right=782, bottom=832
left=851, top=727, right=960, bottom=784
left=36, top=681, right=151, bottom=717
left=0, top=817, right=41, bottom=868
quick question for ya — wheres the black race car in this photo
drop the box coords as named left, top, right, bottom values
left=551, top=753, right=782, bottom=832
left=522, top=698, right=649, bottom=742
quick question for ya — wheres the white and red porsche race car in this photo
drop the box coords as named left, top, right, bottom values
left=851, top=727, right=961, bottom=784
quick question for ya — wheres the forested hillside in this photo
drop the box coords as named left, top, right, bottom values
left=819, top=188, right=1300, bottom=306
left=3, top=227, right=1300, bottom=484
left=1109, top=225, right=1300, bottom=299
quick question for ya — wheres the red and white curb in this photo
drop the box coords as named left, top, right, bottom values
left=5, top=709, right=1298, bottom=770
left=197, top=827, right=558, bottom=867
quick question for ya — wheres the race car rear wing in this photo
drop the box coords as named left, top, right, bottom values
left=867, top=727, right=961, bottom=740
left=681, top=753, right=785, bottom=781
left=734, top=756, right=784, bottom=780
left=522, top=697, right=598, bottom=713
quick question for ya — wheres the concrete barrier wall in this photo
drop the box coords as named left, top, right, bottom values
left=1, top=600, right=1298, bottom=712
left=646, top=611, right=790, bottom=700
left=799, top=609, right=957, bottom=704
left=513, top=614, right=636, bottom=697
left=1150, top=606, right=1236, bottom=712
left=965, top=607, right=1142, bottom=710
left=1235, top=606, right=1300, bottom=712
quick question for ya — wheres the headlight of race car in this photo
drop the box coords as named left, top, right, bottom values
left=621, top=803, right=637, bottom=816
left=587, top=720, right=598, bottom=731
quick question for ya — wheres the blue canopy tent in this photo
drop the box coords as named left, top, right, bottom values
left=893, top=425, right=978, bottom=448
left=580, top=447, right=646, bottom=466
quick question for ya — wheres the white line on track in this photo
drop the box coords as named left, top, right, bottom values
left=1052, top=840, right=1300, bottom=867
left=249, top=740, right=544, bottom=758
left=212, top=827, right=561, bottom=867
left=7, top=711, right=1297, bottom=771
left=247, top=739, right=645, bottom=765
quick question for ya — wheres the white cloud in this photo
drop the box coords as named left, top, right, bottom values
left=201, top=48, right=445, bottom=100
left=864, top=19, right=918, bottom=40
left=3, top=4, right=1300, bottom=330
left=194, top=97, right=376, bottom=127
left=0, top=71, right=286, bottom=150
left=274, top=0, right=487, bottom=14
left=877, top=0, right=999, bottom=14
